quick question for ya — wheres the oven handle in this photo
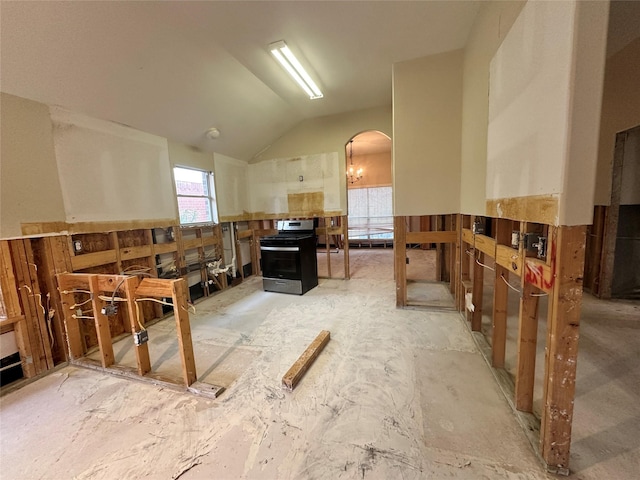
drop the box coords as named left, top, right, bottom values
left=260, top=246, right=300, bottom=252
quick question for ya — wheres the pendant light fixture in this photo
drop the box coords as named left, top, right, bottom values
left=346, top=140, right=363, bottom=184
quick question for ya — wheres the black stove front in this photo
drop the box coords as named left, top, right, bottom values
left=260, top=220, right=318, bottom=295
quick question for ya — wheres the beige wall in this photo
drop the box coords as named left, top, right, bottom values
left=253, top=105, right=391, bottom=214
left=559, top=0, right=609, bottom=225
left=51, top=108, right=175, bottom=224
left=486, top=0, right=608, bottom=226
left=594, top=36, right=640, bottom=205
left=348, top=151, right=392, bottom=189
left=168, top=141, right=214, bottom=172
left=213, top=153, right=249, bottom=220
left=460, top=1, right=525, bottom=215
left=393, top=50, right=463, bottom=216
left=0, top=93, right=66, bottom=239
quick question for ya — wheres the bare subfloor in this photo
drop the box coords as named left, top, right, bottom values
left=1, top=249, right=636, bottom=479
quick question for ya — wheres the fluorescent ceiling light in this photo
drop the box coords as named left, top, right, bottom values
left=269, top=40, right=323, bottom=100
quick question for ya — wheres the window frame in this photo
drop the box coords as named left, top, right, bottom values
left=173, top=166, right=219, bottom=226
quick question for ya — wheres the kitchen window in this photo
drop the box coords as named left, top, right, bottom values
left=173, top=166, right=218, bottom=225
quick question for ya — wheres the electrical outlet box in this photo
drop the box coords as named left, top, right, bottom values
left=133, top=330, right=149, bottom=346
left=101, top=304, right=118, bottom=316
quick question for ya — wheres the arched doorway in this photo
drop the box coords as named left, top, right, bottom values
left=345, top=130, right=393, bottom=278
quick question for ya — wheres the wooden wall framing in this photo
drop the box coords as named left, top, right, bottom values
left=452, top=215, right=586, bottom=474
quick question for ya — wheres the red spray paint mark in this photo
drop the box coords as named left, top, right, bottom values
left=525, top=240, right=556, bottom=290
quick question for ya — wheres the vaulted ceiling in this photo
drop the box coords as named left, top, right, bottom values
left=2, top=1, right=637, bottom=162
left=1, top=1, right=480, bottom=160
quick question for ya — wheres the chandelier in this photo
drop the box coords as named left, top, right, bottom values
left=346, top=140, right=363, bottom=184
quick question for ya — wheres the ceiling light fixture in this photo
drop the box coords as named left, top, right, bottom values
left=269, top=40, right=323, bottom=100
left=346, top=140, right=363, bottom=184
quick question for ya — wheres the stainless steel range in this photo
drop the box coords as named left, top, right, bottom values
left=260, top=220, right=318, bottom=295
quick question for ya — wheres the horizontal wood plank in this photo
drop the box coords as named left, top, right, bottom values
left=282, top=330, right=330, bottom=390
left=495, top=244, right=522, bottom=277
left=462, top=228, right=474, bottom=245
left=236, top=230, right=253, bottom=239
left=524, top=257, right=555, bottom=293
left=70, top=250, right=117, bottom=271
left=474, top=234, right=496, bottom=258
left=154, top=242, right=178, bottom=254
left=120, top=245, right=152, bottom=261
left=135, top=278, right=176, bottom=298
left=182, top=238, right=202, bottom=250
left=406, top=231, right=457, bottom=245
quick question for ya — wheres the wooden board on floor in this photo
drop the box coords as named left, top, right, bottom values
left=282, top=330, right=330, bottom=390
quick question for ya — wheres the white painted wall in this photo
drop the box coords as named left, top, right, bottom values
left=460, top=1, right=525, bottom=215
left=0, top=93, right=66, bottom=239
left=392, top=50, right=463, bottom=216
left=213, top=153, right=249, bottom=220
left=486, top=0, right=608, bottom=225
left=247, top=152, right=341, bottom=215
left=51, top=108, right=175, bottom=223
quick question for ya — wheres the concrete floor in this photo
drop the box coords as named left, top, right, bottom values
left=0, top=249, right=637, bottom=479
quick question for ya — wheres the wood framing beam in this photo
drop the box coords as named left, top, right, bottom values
left=492, top=221, right=511, bottom=368
left=282, top=330, right=330, bottom=390
left=486, top=194, right=559, bottom=226
left=495, top=245, right=522, bottom=277
left=70, top=250, right=118, bottom=271
left=88, top=275, right=115, bottom=368
left=540, top=225, right=587, bottom=473
left=514, top=281, right=539, bottom=412
left=471, top=248, right=484, bottom=331
left=394, top=216, right=407, bottom=307
left=405, top=231, right=457, bottom=244
left=170, top=279, right=197, bottom=386
left=57, top=274, right=86, bottom=359
left=136, top=278, right=175, bottom=298
left=123, top=276, right=151, bottom=376
left=343, top=215, right=350, bottom=280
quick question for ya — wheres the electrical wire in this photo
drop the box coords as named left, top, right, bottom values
left=61, top=289, right=92, bottom=295
left=72, top=314, right=95, bottom=320
left=500, top=273, right=521, bottom=293
left=69, top=297, right=93, bottom=310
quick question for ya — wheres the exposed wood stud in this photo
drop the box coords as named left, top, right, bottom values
left=123, top=276, right=151, bottom=376
left=394, top=216, right=407, bottom=307
left=170, top=279, right=197, bottom=386
left=471, top=246, right=484, bottom=332
left=515, top=280, right=539, bottom=412
left=88, top=275, right=115, bottom=368
left=540, top=225, right=587, bottom=472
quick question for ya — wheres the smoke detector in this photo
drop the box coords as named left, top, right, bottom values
left=206, top=127, right=220, bottom=140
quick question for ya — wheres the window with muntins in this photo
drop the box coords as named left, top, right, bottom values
left=173, top=166, right=218, bottom=225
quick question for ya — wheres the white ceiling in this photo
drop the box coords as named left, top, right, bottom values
left=0, top=0, right=480, bottom=160
left=1, top=1, right=636, bottom=161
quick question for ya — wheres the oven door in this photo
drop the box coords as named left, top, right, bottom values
left=260, top=245, right=302, bottom=280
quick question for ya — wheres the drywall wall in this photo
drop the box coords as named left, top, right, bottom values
left=392, top=50, right=463, bottom=216
left=594, top=36, right=640, bottom=205
left=486, top=0, right=608, bottom=226
left=559, top=0, right=609, bottom=225
left=247, top=153, right=341, bottom=217
left=253, top=105, right=392, bottom=214
left=459, top=1, right=525, bottom=215
left=51, top=107, right=175, bottom=223
left=213, top=153, right=249, bottom=221
left=168, top=142, right=213, bottom=172
left=0, top=93, right=66, bottom=239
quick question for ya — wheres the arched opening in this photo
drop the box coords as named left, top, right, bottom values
left=345, top=130, right=393, bottom=277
